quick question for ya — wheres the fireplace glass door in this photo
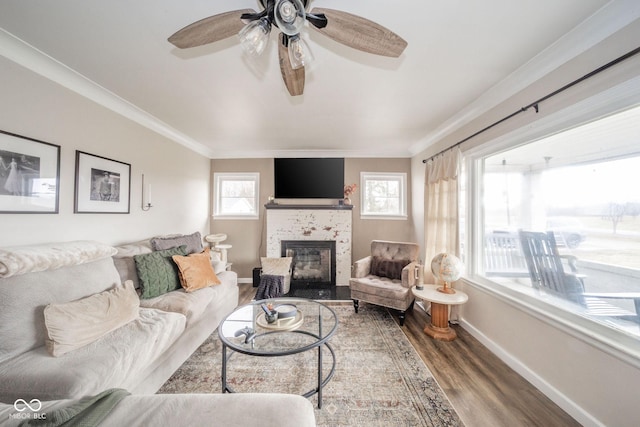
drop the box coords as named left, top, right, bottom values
left=281, top=240, right=336, bottom=288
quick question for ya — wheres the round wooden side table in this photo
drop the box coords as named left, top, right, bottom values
left=412, top=285, right=468, bottom=341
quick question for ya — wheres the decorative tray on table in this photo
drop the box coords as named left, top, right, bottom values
left=256, top=310, right=304, bottom=331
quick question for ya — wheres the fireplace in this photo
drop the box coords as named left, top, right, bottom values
left=266, top=206, right=351, bottom=286
left=281, top=240, right=336, bottom=288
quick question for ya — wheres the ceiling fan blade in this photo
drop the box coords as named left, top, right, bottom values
left=168, top=9, right=256, bottom=49
left=309, top=8, right=407, bottom=57
left=278, top=33, right=305, bottom=96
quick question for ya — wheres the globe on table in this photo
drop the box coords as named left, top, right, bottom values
left=430, top=253, right=463, bottom=294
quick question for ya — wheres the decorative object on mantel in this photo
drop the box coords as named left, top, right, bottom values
left=0, top=130, right=60, bottom=214
left=343, top=183, right=357, bottom=206
left=167, top=0, right=407, bottom=96
left=431, top=253, right=463, bottom=294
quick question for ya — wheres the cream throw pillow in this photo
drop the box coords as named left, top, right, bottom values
left=44, top=280, right=140, bottom=357
left=261, top=257, right=292, bottom=277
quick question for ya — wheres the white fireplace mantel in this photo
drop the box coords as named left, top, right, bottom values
left=266, top=206, right=352, bottom=286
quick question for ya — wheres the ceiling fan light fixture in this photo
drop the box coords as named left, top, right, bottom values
left=274, top=0, right=306, bottom=36
left=288, top=35, right=312, bottom=70
left=239, top=17, right=271, bottom=56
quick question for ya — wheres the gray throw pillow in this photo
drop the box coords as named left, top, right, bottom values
left=135, top=246, right=188, bottom=299
left=150, top=232, right=204, bottom=255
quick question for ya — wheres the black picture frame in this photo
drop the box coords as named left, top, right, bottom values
left=0, top=130, right=60, bottom=214
left=74, top=151, right=131, bottom=214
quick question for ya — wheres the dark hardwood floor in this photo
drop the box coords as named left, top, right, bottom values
left=238, top=283, right=581, bottom=427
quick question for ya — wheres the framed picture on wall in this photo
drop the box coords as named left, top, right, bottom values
left=0, top=130, right=60, bottom=214
left=74, top=151, right=131, bottom=214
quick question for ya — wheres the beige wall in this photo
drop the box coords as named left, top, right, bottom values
left=410, top=18, right=640, bottom=427
left=0, top=58, right=211, bottom=247
left=211, top=157, right=413, bottom=280
left=210, top=158, right=273, bottom=280
left=346, top=158, right=414, bottom=262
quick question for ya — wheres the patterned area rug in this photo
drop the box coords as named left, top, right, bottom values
left=158, top=304, right=462, bottom=426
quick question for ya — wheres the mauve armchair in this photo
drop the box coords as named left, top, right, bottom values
left=349, top=240, right=420, bottom=326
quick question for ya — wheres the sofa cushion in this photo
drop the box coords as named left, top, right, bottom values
left=0, top=240, right=117, bottom=279
left=0, top=257, right=122, bottom=364
left=44, top=281, right=140, bottom=357
left=112, top=241, right=153, bottom=290
left=139, top=287, right=214, bottom=325
left=0, top=308, right=186, bottom=402
left=100, top=393, right=317, bottom=427
left=150, top=232, right=203, bottom=255
left=172, top=248, right=221, bottom=292
left=370, top=256, right=410, bottom=280
left=135, top=246, right=187, bottom=299
left=139, top=271, right=237, bottom=325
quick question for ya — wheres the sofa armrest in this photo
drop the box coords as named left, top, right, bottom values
left=353, top=256, right=372, bottom=278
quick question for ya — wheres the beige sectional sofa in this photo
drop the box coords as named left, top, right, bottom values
left=0, top=237, right=316, bottom=426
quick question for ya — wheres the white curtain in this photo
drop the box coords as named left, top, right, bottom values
left=423, top=147, right=462, bottom=285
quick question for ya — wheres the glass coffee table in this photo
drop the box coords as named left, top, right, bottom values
left=218, top=298, right=338, bottom=408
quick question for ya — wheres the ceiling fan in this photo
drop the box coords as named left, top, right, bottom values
left=168, top=0, right=407, bottom=96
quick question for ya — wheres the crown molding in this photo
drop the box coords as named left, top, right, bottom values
left=409, top=0, right=640, bottom=156
left=0, top=28, right=215, bottom=158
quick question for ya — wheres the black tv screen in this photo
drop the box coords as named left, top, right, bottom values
left=274, top=158, right=344, bottom=199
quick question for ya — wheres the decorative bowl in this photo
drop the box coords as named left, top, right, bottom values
left=275, top=304, right=297, bottom=319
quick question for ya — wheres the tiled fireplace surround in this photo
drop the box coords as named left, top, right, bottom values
left=266, top=205, right=352, bottom=286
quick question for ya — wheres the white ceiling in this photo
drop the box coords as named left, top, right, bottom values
left=0, top=0, right=620, bottom=159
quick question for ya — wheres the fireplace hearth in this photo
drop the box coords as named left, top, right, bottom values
left=281, top=240, right=336, bottom=289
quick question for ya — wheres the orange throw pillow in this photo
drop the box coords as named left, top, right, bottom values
left=172, top=248, right=221, bottom=292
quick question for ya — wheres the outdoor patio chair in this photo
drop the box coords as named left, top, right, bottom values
left=519, top=230, right=640, bottom=323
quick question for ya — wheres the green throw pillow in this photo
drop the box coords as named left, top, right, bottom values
left=135, top=246, right=188, bottom=299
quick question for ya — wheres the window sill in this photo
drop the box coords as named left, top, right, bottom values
left=360, top=214, right=408, bottom=221
left=213, top=214, right=259, bottom=220
left=463, top=275, right=640, bottom=369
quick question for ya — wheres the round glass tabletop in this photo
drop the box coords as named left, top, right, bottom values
left=218, top=297, right=338, bottom=356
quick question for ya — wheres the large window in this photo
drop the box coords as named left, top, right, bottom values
left=471, top=104, right=640, bottom=339
left=360, top=172, right=407, bottom=219
left=213, top=173, right=259, bottom=219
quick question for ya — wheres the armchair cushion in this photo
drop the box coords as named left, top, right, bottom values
left=349, top=276, right=406, bottom=301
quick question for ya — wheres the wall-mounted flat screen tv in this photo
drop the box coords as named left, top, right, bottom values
left=274, top=158, right=344, bottom=199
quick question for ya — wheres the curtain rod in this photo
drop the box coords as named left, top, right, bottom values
left=422, top=45, right=640, bottom=164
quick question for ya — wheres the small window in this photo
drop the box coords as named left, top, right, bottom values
left=213, top=173, right=259, bottom=219
left=360, top=172, right=407, bottom=219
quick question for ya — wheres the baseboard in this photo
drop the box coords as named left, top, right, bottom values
left=459, top=319, right=605, bottom=427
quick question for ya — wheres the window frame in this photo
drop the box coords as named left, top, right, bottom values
left=359, top=172, right=408, bottom=220
left=213, top=172, right=260, bottom=220
left=462, top=80, right=640, bottom=367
